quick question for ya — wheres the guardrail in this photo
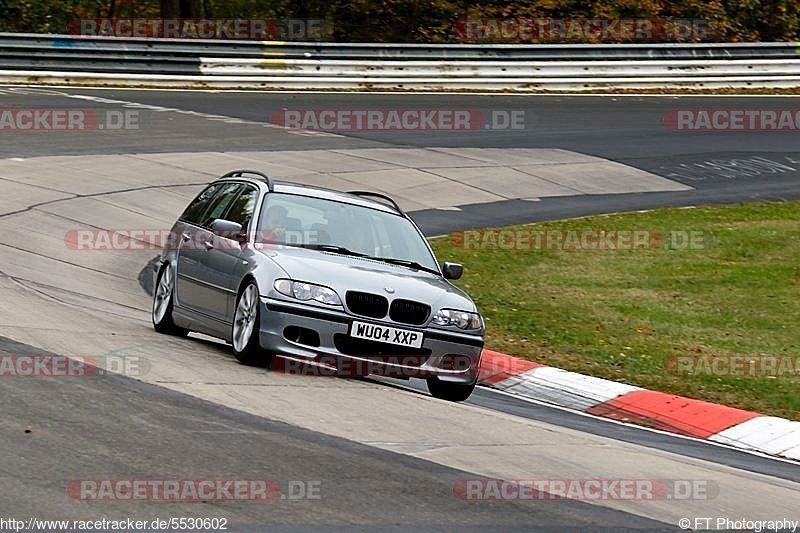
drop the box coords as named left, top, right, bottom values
left=1, top=33, right=799, bottom=90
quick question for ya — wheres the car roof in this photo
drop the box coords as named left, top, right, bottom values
left=216, top=176, right=401, bottom=215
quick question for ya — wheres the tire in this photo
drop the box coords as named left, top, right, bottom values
left=232, top=281, right=272, bottom=367
left=152, top=264, right=189, bottom=337
left=426, top=377, right=476, bottom=402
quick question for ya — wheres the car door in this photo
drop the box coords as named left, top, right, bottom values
left=200, top=184, right=259, bottom=323
left=174, top=182, right=221, bottom=312
left=175, top=182, right=243, bottom=318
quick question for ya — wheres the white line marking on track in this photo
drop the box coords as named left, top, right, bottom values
left=8, top=87, right=345, bottom=138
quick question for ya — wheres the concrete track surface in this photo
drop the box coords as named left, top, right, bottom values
left=0, top=87, right=799, bottom=531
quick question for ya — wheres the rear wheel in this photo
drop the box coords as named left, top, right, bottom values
left=232, top=281, right=272, bottom=367
left=152, top=265, right=189, bottom=337
left=426, top=377, right=476, bottom=402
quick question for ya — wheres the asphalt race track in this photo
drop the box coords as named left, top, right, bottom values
left=0, top=87, right=799, bottom=530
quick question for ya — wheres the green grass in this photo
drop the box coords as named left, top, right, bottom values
left=430, top=202, right=800, bottom=419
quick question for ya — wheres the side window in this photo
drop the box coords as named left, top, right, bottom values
left=180, top=184, right=220, bottom=225
left=198, top=183, right=243, bottom=228
left=223, top=186, right=258, bottom=230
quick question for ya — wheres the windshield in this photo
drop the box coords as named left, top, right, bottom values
left=256, top=192, right=439, bottom=272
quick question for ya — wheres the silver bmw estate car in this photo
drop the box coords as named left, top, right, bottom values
left=152, top=170, right=485, bottom=401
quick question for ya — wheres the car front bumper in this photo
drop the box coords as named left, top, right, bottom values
left=258, top=297, right=484, bottom=384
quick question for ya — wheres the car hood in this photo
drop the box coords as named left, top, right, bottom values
left=257, top=245, right=476, bottom=312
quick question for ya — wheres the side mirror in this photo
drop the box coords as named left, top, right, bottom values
left=210, top=219, right=245, bottom=243
left=442, top=262, right=463, bottom=280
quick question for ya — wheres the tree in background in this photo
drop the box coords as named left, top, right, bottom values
left=159, top=0, right=205, bottom=18
left=0, top=0, right=797, bottom=42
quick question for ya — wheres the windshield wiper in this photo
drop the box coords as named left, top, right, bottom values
left=287, top=243, right=368, bottom=257
left=367, top=256, right=441, bottom=275
left=276, top=242, right=439, bottom=274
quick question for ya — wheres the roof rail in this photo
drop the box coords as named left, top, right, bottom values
left=347, top=191, right=403, bottom=214
left=220, top=169, right=274, bottom=192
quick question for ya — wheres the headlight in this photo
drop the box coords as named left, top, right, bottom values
left=274, top=279, right=342, bottom=306
left=431, top=309, right=483, bottom=330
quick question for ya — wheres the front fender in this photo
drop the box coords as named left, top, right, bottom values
left=235, top=247, right=288, bottom=299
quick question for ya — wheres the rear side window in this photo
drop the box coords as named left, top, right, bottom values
left=198, top=183, right=243, bottom=228
left=180, top=184, right=221, bottom=225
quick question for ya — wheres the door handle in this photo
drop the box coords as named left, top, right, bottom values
left=202, top=240, right=215, bottom=250
left=181, top=232, right=191, bottom=242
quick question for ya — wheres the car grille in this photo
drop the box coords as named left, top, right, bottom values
left=389, top=299, right=431, bottom=325
left=333, top=334, right=431, bottom=359
left=345, top=291, right=388, bottom=319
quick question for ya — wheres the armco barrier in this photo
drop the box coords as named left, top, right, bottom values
left=1, top=33, right=799, bottom=90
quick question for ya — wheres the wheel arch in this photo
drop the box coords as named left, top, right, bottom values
left=237, top=274, right=259, bottom=298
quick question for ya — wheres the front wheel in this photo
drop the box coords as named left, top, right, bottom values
left=152, top=264, right=189, bottom=337
left=232, top=281, right=272, bottom=367
left=426, top=377, right=476, bottom=402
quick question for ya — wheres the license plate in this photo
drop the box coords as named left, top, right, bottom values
left=350, top=321, right=424, bottom=348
